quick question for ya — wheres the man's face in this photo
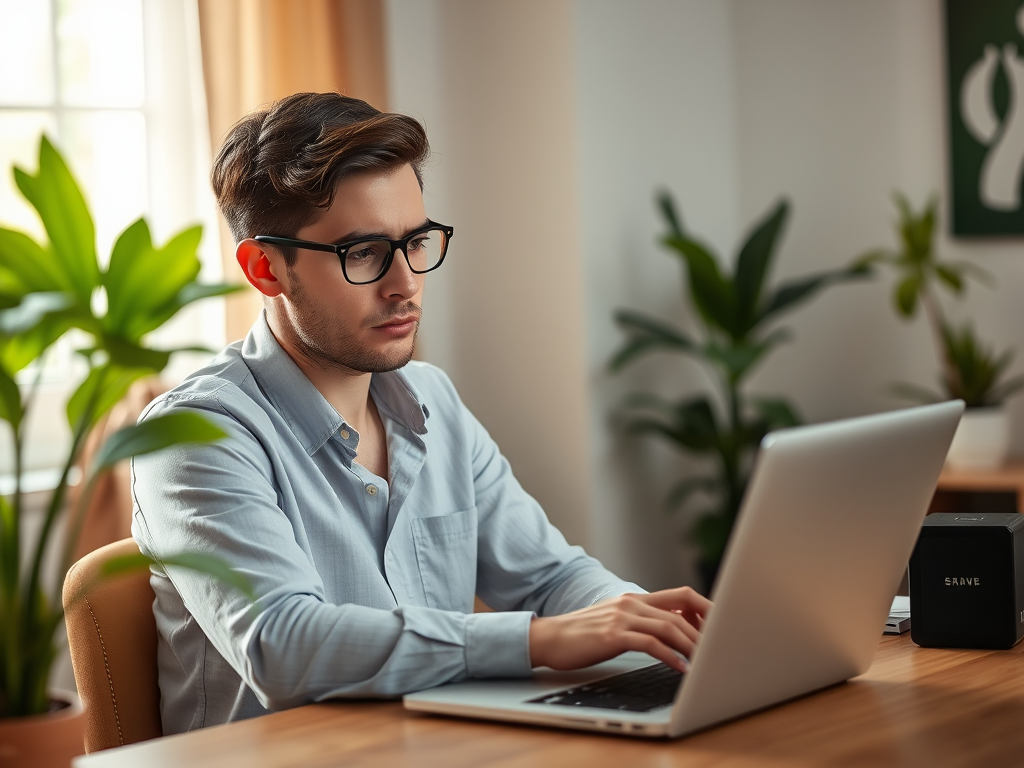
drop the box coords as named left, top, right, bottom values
left=273, top=163, right=427, bottom=375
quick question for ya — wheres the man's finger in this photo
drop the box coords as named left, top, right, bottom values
left=621, top=631, right=689, bottom=673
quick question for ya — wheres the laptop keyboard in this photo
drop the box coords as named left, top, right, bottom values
left=526, top=663, right=684, bottom=713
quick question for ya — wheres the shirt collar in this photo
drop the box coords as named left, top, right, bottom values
left=241, top=313, right=429, bottom=456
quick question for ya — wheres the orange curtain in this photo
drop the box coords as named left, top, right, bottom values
left=197, top=0, right=390, bottom=342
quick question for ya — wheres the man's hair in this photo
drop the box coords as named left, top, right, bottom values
left=212, top=92, right=429, bottom=262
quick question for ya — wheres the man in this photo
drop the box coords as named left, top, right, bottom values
left=132, top=92, right=710, bottom=735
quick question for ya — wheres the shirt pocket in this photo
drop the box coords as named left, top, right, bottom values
left=411, top=508, right=478, bottom=613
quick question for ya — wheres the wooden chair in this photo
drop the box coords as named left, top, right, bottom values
left=62, top=537, right=163, bottom=753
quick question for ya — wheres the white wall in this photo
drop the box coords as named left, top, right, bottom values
left=387, top=0, right=1024, bottom=589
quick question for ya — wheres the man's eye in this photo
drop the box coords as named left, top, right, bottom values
left=408, top=236, right=430, bottom=252
left=347, top=243, right=385, bottom=261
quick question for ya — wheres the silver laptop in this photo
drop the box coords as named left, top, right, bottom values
left=404, top=400, right=964, bottom=738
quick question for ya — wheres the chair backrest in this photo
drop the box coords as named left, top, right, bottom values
left=62, top=537, right=162, bottom=753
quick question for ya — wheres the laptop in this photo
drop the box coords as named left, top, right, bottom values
left=404, top=400, right=964, bottom=738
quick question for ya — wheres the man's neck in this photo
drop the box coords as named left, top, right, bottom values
left=265, top=317, right=376, bottom=433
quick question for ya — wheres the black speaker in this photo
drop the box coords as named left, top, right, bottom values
left=909, top=512, right=1024, bottom=649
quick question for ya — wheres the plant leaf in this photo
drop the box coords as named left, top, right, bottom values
left=130, top=281, right=241, bottom=341
left=0, top=292, right=75, bottom=335
left=100, top=333, right=172, bottom=371
left=758, top=264, right=870, bottom=326
left=934, top=264, right=964, bottom=294
left=0, top=363, right=22, bottom=429
left=0, top=227, right=67, bottom=294
left=100, top=551, right=254, bottom=600
left=66, top=364, right=151, bottom=432
left=609, top=310, right=697, bottom=370
left=851, top=248, right=896, bottom=270
left=894, top=274, right=921, bottom=317
left=656, top=190, right=685, bottom=239
left=703, top=328, right=791, bottom=385
left=91, top=411, right=227, bottom=473
left=13, top=137, right=98, bottom=305
left=750, top=397, right=801, bottom=430
left=734, top=199, right=789, bottom=335
left=662, top=234, right=737, bottom=336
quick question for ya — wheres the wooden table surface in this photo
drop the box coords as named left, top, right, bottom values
left=75, top=634, right=1024, bottom=768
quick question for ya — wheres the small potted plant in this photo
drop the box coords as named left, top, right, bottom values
left=859, top=194, right=1024, bottom=469
left=0, top=137, right=248, bottom=765
left=610, top=192, right=869, bottom=591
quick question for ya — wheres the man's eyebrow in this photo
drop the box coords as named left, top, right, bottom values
left=332, top=219, right=431, bottom=245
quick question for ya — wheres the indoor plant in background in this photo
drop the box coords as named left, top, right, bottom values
left=859, top=194, right=1024, bottom=469
left=0, top=137, right=249, bottom=765
left=610, top=193, right=869, bottom=591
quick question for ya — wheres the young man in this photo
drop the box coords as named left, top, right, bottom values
left=131, top=92, right=710, bottom=735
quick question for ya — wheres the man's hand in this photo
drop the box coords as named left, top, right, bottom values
left=528, top=587, right=711, bottom=673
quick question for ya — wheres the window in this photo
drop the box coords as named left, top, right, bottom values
left=0, top=0, right=223, bottom=474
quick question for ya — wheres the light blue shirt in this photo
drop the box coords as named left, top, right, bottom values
left=131, top=313, right=641, bottom=735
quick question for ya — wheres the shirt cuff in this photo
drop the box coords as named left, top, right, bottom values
left=464, top=610, right=534, bottom=678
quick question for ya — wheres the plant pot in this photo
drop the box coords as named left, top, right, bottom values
left=0, top=690, right=85, bottom=768
left=945, top=407, right=1011, bottom=470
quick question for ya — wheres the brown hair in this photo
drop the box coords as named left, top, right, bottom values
left=211, top=92, right=429, bottom=262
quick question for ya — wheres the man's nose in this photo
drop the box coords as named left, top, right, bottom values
left=379, top=247, right=419, bottom=297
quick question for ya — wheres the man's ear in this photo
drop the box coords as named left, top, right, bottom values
left=236, top=239, right=284, bottom=297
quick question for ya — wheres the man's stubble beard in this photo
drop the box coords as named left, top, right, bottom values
left=285, top=268, right=419, bottom=375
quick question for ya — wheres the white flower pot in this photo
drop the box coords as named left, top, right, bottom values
left=945, top=407, right=1011, bottom=470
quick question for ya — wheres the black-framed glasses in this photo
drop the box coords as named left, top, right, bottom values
left=255, top=221, right=453, bottom=285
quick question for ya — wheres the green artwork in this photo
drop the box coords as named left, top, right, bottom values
left=947, top=0, right=1024, bottom=236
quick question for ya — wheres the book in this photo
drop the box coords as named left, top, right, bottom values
left=885, top=595, right=911, bottom=635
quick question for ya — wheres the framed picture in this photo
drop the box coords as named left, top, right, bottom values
left=947, top=0, right=1024, bottom=236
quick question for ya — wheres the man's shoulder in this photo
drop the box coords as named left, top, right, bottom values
left=142, top=342, right=260, bottom=421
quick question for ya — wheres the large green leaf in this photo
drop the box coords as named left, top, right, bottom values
left=99, top=550, right=253, bottom=599
left=102, top=218, right=156, bottom=336
left=622, top=395, right=723, bottom=454
left=0, top=228, right=67, bottom=294
left=758, top=264, right=870, bottom=326
left=130, top=281, right=240, bottom=340
left=0, top=292, right=74, bottom=336
left=13, top=137, right=98, bottom=305
left=894, top=274, right=921, bottom=317
left=662, top=234, right=737, bottom=335
left=0, top=313, right=75, bottom=375
left=734, top=200, right=789, bottom=336
left=99, top=333, right=172, bottom=371
left=0, top=363, right=21, bottom=429
left=66, top=363, right=151, bottom=432
left=609, top=310, right=697, bottom=370
left=749, top=397, right=801, bottom=430
left=703, top=328, right=791, bottom=385
left=92, top=410, right=227, bottom=474
left=104, top=222, right=206, bottom=340
left=656, top=191, right=685, bottom=239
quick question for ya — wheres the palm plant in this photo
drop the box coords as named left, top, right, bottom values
left=610, top=193, right=868, bottom=581
left=0, top=137, right=249, bottom=719
left=859, top=194, right=1024, bottom=408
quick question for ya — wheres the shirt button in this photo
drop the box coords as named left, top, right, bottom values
left=340, top=429, right=350, bottom=440
left=366, top=484, right=378, bottom=496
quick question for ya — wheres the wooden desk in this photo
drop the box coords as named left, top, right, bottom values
left=74, top=634, right=1024, bottom=768
left=932, top=461, right=1024, bottom=513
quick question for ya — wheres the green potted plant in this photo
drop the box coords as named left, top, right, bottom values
left=610, top=192, right=869, bottom=591
left=0, top=137, right=248, bottom=763
left=858, top=194, right=1024, bottom=469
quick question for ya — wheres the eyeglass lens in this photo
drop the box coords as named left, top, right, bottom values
left=345, top=228, right=447, bottom=283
